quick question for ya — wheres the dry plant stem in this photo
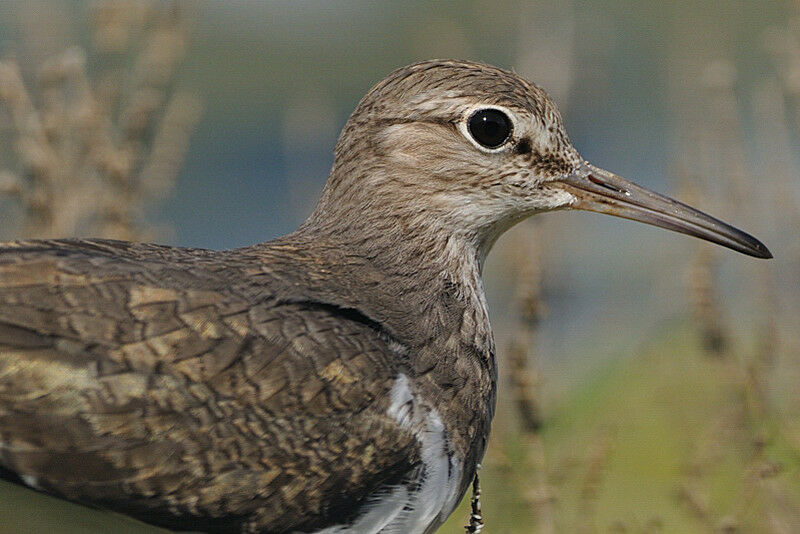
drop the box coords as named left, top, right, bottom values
left=762, top=27, right=800, bottom=465
left=741, top=80, right=800, bottom=531
left=674, top=43, right=799, bottom=530
left=576, top=430, right=612, bottom=534
left=0, top=57, right=62, bottom=235
left=510, top=339, right=542, bottom=434
left=687, top=244, right=728, bottom=357
left=707, top=63, right=800, bottom=533
left=677, top=482, right=714, bottom=529
left=507, top=3, right=575, bottom=531
left=0, top=2, right=198, bottom=241
left=668, top=31, right=740, bottom=528
left=678, top=412, right=737, bottom=531
left=756, top=70, right=800, bottom=462
left=676, top=181, right=728, bottom=358
left=506, top=221, right=556, bottom=534
left=676, top=52, right=743, bottom=362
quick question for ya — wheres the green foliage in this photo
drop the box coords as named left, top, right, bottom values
left=441, top=325, right=800, bottom=533
left=0, top=479, right=166, bottom=534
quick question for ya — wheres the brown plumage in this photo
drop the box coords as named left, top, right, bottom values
left=0, top=60, right=770, bottom=534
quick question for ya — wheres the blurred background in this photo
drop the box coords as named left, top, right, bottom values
left=0, top=1, right=798, bottom=532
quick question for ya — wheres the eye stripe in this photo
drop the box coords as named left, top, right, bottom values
left=374, top=117, right=455, bottom=126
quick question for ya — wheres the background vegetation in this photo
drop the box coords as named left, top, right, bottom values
left=0, top=1, right=797, bottom=533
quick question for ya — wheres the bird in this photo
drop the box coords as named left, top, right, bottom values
left=0, top=59, right=771, bottom=534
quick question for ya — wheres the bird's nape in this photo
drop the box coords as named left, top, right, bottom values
left=551, top=163, right=772, bottom=259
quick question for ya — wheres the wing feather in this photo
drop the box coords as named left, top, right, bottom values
left=0, top=240, right=421, bottom=532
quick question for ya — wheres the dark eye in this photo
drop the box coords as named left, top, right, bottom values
left=467, top=108, right=512, bottom=149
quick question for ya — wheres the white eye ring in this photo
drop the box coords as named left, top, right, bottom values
left=458, top=104, right=518, bottom=153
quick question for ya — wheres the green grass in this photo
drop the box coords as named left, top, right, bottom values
left=0, top=480, right=165, bottom=534
left=441, top=325, right=800, bottom=533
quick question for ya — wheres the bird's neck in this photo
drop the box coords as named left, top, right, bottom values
left=293, top=200, right=497, bottom=465
left=298, top=193, right=494, bottom=352
left=290, top=177, right=500, bottom=469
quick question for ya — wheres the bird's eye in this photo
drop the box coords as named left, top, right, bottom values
left=467, top=108, right=512, bottom=149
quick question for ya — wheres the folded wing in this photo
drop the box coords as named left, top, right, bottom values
left=0, top=239, right=421, bottom=533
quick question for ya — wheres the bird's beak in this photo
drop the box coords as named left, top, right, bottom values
left=551, top=163, right=772, bottom=259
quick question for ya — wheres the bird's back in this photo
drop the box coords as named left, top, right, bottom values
left=0, top=238, right=430, bottom=532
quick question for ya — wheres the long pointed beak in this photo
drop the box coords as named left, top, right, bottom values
left=551, top=163, right=772, bottom=259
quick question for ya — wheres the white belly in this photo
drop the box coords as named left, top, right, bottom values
left=311, top=374, right=463, bottom=534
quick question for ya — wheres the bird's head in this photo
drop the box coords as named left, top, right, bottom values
left=311, top=60, right=771, bottom=261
